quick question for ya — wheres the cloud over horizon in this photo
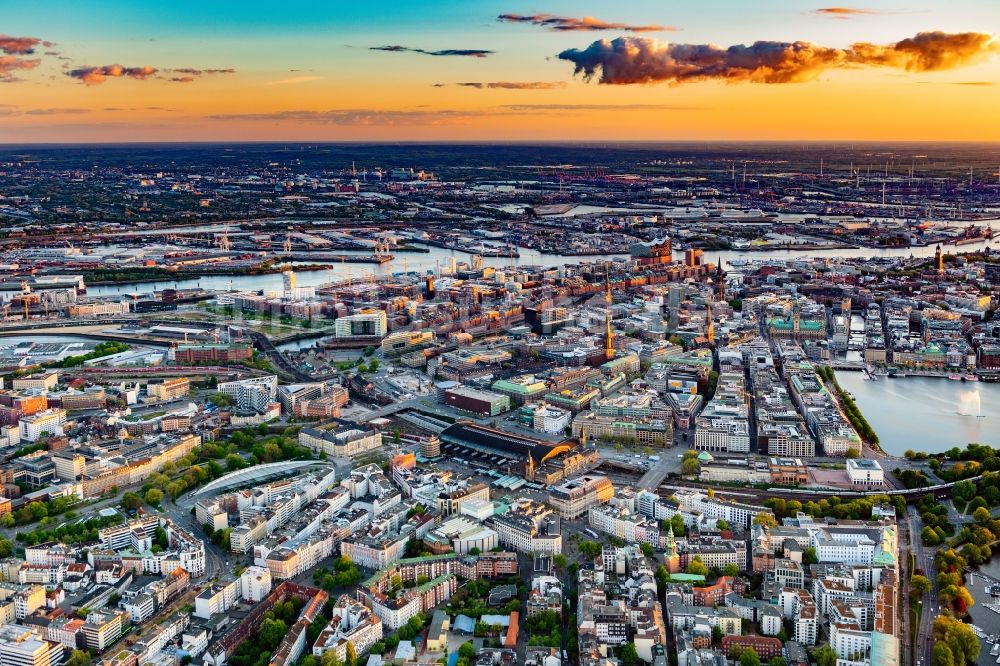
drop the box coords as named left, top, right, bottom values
left=66, top=64, right=158, bottom=85
left=0, top=34, right=46, bottom=82
left=557, top=31, right=1000, bottom=85
left=814, top=7, right=879, bottom=18
left=67, top=64, right=236, bottom=85
left=0, top=34, right=49, bottom=54
left=370, top=45, right=492, bottom=58
left=451, top=81, right=567, bottom=89
left=497, top=14, right=676, bottom=33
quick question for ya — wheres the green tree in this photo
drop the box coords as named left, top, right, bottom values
left=740, top=648, right=761, bottom=666
left=640, top=543, right=654, bottom=557
left=459, top=643, right=476, bottom=660
left=716, top=520, right=730, bottom=530
left=670, top=513, right=686, bottom=537
left=620, top=643, right=640, bottom=666
left=579, top=540, right=602, bottom=559
left=753, top=513, right=778, bottom=528
left=910, top=574, right=932, bottom=598
left=813, top=645, right=837, bottom=666
left=934, top=615, right=979, bottom=663
left=209, top=392, right=234, bottom=407
left=723, top=563, right=739, bottom=577
left=655, top=565, right=669, bottom=589
left=121, top=492, right=143, bottom=511
left=686, top=556, right=708, bottom=577
left=681, top=457, right=701, bottom=475
left=932, top=643, right=956, bottom=666
left=144, top=488, right=163, bottom=507
left=260, top=618, right=287, bottom=648
left=345, top=643, right=357, bottom=666
left=769, top=658, right=786, bottom=666
left=66, top=650, right=92, bottom=666
left=803, top=547, right=818, bottom=565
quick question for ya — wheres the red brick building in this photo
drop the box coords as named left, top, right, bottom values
left=722, top=635, right=784, bottom=660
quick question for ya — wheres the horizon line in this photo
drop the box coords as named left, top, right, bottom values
left=2, top=139, right=1000, bottom=148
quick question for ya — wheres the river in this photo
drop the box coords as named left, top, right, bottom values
left=86, top=246, right=632, bottom=297
left=86, top=235, right=997, bottom=297
left=836, top=371, right=1000, bottom=456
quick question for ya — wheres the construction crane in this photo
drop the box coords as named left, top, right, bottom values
left=283, top=231, right=293, bottom=256
left=217, top=231, right=231, bottom=252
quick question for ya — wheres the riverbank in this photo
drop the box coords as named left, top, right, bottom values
left=75, top=263, right=336, bottom=286
left=818, top=365, right=881, bottom=451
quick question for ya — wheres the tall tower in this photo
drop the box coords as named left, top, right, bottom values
left=604, top=312, right=615, bottom=361
left=706, top=301, right=715, bottom=345
left=715, top=260, right=726, bottom=301
left=282, top=270, right=296, bottom=295
left=665, top=522, right=680, bottom=573
left=935, top=244, right=944, bottom=274
left=604, top=266, right=613, bottom=305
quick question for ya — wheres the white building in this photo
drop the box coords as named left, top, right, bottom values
left=240, top=566, right=273, bottom=602
left=491, top=500, right=562, bottom=555
left=218, top=375, right=278, bottom=413
left=335, top=311, right=388, bottom=338
left=312, top=595, right=383, bottom=663
left=19, top=409, right=66, bottom=442
left=532, top=404, right=572, bottom=435
left=846, top=459, right=884, bottom=486
left=194, top=579, right=240, bottom=619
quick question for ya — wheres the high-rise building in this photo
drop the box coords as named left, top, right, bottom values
left=0, top=624, right=63, bottom=666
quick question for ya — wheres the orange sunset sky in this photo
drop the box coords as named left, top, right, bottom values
left=1, top=0, right=998, bottom=142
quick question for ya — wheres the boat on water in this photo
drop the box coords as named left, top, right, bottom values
left=966, top=375, right=979, bottom=382
left=991, top=643, right=1000, bottom=657
left=949, top=374, right=963, bottom=381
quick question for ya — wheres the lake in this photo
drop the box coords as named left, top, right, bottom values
left=836, top=371, right=1000, bottom=456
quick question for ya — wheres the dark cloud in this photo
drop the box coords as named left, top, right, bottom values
left=558, top=31, right=1000, bottom=85
left=0, top=35, right=44, bottom=55
left=497, top=14, right=675, bottom=33
left=66, top=64, right=158, bottom=85
left=66, top=64, right=235, bottom=85
left=370, top=45, right=492, bottom=58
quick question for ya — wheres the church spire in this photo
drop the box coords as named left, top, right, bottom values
left=604, top=312, right=615, bottom=360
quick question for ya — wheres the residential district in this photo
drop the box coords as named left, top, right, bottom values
left=0, top=146, right=997, bottom=666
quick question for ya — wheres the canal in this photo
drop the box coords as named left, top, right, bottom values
left=836, top=371, right=1000, bottom=456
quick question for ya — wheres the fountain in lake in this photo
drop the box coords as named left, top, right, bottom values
left=959, top=389, right=983, bottom=417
